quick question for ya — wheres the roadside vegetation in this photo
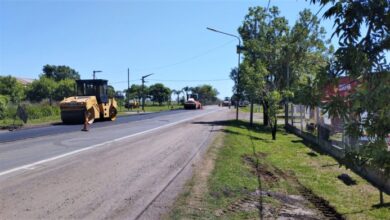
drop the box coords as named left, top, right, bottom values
left=169, top=120, right=390, bottom=219
left=117, top=103, right=183, bottom=114
left=1, top=66, right=220, bottom=128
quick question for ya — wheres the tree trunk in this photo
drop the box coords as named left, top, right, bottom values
left=271, top=118, right=277, bottom=140
left=380, top=190, right=384, bottom=205
left=262, top=101, right=269, bottom=126
left=284, top=102, right=288, bottom=127
left=250, top=99, right=254, bottom=126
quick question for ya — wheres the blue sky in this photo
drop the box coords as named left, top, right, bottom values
left=0, top=0, right=336, bottom=99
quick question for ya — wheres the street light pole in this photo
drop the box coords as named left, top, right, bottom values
left=207, top=27, right=242, bottom=121
left=127, top=68, right=130, bottom=111
left=93, top=70, right=102, bottom=79
left=141, top=73, right=153, bottom=112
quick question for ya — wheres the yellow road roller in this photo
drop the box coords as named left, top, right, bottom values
left=60, top=79, right=117, bottom=124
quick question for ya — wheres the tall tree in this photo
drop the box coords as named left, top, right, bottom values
left=42, top=65, right=80, bottom=81
left=238, top=6, right=289, bottom=138
left=182, top=86, right=191, bottom=101
left=125, top=84, right=143, bottom=102
left=311, top=0, right=390, bottom=200
left=237, top=6, right=330, bottom=139
left=172, top=89, right=182, bottom=104
left=190, top=84, right=219, bottom=105
left=148, top=83, right=171, bottom=106
left=26, top=77, right=57, bottom=104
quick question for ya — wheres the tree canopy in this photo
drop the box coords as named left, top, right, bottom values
left=148, top=83, right=171, bottom=106
left=125, top=84, right=143, bottom=101
left=0, top=75, right=25, bottom=103
left=236, top=6, right=331, bottom=139
left=42, top=65, right=80, bottom=81
left=190, top=85, right=219, bottom=105
left=311, top=0, right=390, bottom=176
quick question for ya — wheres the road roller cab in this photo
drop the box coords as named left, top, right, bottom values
left=60, top=79, right=117, bottom=124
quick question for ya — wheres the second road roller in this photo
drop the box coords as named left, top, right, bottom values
left=60, top=79, right=117, bottom=124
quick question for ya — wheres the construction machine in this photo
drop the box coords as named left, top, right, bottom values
left=60, top=79, right=117, bottom=124
left=184, top=94, right=202, bottom=110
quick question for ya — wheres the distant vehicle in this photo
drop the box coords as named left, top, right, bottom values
left=222, top=97, right=231, bottom=107
left=59, top=79, right=117, bottom=124
left=184, top=94, right=202, bottom=110
left=125, top=100, right=139, bottom=109
left=239, top=100, right=249, bottom=107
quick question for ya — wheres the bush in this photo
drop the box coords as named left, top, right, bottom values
left=25, top=104, right=60, bottom=119
left=0, top=95, right=9, bottom=120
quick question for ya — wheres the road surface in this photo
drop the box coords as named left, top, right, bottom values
left=0, top=106, right=232, bottom=219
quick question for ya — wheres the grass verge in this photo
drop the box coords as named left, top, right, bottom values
left=1, top=105, right=183, bottom=129
left=168, top=120, right=390, bottom=219
left=118, top=105, right=183, bottom=114
left=0, top=115, right=61, bottom=129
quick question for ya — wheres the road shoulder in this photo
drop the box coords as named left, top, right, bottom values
left=164, top=130, right=225, bottom=219
left=166, top=120, right=390, bottom=220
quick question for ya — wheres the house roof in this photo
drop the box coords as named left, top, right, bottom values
left=15, top=77, right=34, bottom=85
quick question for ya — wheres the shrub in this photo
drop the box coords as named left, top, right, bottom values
left=0, top=95, right=9, bottom=120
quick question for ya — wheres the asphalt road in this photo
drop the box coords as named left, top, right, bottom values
left=0, top=109, right=190, bottom=143
left=0, top=105, right=232, bottom=219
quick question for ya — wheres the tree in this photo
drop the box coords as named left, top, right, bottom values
left=42, top=65, right=80, bottom=81
left=125, top=84, right=143, bottom=102
left=107, top=85, right=115, bottom=98
left=26, top=77, right=57, bottom=104
left=172, top=89, right=182, bottom=104
left=148, top=83, right=171, bottom=106
left=311, top=0, right=390, bottom=203
left=238, top=6, right=289, bottom=138
left=0, top=76, right=25, bottom=103
left=52, top=79, right=75, bottom=101
left=182, top=86, right=191, bottom=101
left=0, top=95, right=9, bottom=120
left=237, top=6, right=330, bottom=139
left=190, top=85, right=219, bottom=105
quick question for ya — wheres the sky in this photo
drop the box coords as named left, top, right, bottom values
left=0, top=0, right=336, bottom=99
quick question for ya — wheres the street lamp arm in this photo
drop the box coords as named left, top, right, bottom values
left=206, top=27, right=241, bottom=45
left=142, top=73, right=154, bottom=79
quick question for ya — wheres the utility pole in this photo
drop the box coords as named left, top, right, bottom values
left=285, top=65, right=289, bottom=127
left=127, top=68, right=130, bottom=111
left=207, top=27, right=242, bottom=121
left=141, top=73, right=153, bottom=112
left=93, top=70, right=102, bottom=79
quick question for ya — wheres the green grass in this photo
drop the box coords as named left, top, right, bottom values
left=239, top=104, right=263, bottom=113
left=0, top=115, right=61, bottom=128
left=118, top=104, right=183, bottom=113
left=0, top=115, right=61, bottom=129
left=169, top=120, right=390, bottom=219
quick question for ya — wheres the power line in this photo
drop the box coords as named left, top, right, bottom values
left=110, top=78, right=231, bottom=84
left=132, top=39, right=235, bottom=72
left=149, top=78, right=230, bottom=82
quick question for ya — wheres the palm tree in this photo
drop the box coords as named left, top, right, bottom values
left=172, top=89, right=181, bottom=104
left=182, top=86, right=191, bottom=101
